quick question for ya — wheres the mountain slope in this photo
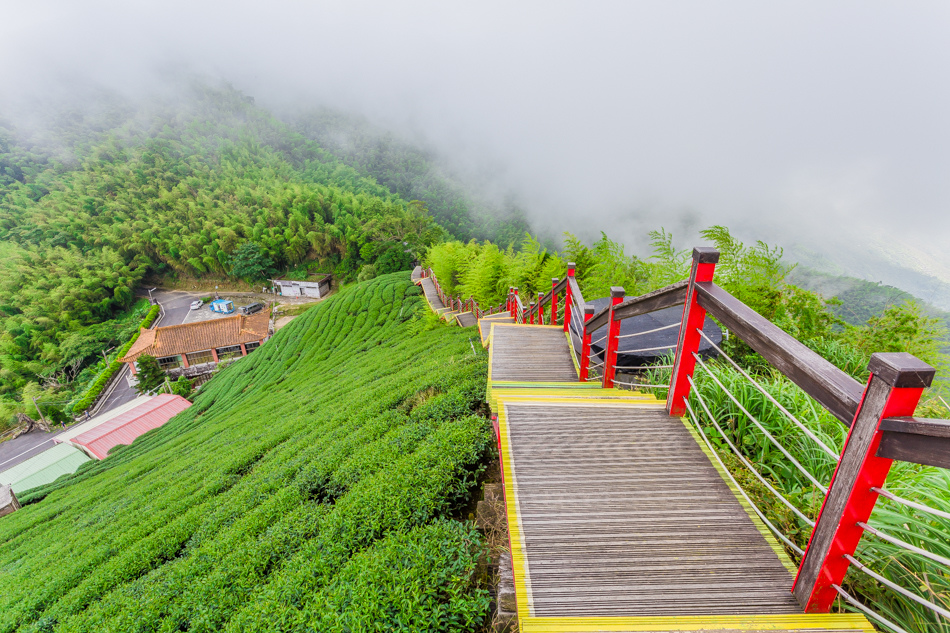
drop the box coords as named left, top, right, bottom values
left=0, top=273, right=492, bottom=632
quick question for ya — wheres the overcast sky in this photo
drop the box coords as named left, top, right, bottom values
left=2, top=1, right=949, bottom=296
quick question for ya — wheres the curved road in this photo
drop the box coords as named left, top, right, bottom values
left=0, top=289, right=204, bottom=472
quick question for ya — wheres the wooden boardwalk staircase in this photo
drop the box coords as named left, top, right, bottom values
left=414, top=257, right=950, bottom=632
left=482, top=316, right=874, bottom=632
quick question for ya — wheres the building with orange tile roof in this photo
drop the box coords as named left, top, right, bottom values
left=120, top=311, right=270, bottom=376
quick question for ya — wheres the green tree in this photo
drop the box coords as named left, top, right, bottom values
left=228, top=242, right=274, bottom=282
left=134, top=355, right=166, bottom=395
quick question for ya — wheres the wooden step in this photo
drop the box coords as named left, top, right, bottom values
left=519, top=614, right=874, bottom=632
left=456, top=312, right=477, bottom=327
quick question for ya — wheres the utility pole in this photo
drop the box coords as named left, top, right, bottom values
left=31, top=397, right=47, bottom=425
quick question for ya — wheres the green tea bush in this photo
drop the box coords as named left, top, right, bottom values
left=0, top=273, right=491, bottom=632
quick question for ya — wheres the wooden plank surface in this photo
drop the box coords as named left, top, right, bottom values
left=501, top=401, right=802, bottom=618
left=456, top=312, right=478, bottom=328
left=411, top=266, right=423, bottom=282
left=490, top=324, right=578, bottom=383
left=419, top=277, right=446, bottom=311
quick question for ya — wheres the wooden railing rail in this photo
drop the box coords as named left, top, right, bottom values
left=586, top=280, right=689, bottom=332
left=694, top=281, right=864, bottom=427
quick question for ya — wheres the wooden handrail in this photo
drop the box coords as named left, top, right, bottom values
left=567, top=276, right=586, bottom=312
left=587, top=280, right=689, bottom=332
left=695, top=281, right=863, bottom=427
left=531, top=277, right=569, bottom=316
left=878, top=417, right=950, bottom=469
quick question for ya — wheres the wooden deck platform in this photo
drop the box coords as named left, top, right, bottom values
left=489, top=324, right=578, bottom=383
left=481, top=315, right=874, bottom=633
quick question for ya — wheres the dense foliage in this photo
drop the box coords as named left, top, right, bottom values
left=0, top=273, right=493, bottom=632
left=427, top=226, right=949, bottom=391
left=0, top=83, right=453, bottom=407
left=68, top=304, right=160, bottom=414
left=291, top=108, right=530, bottom=248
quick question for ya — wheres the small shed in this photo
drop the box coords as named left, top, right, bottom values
left=210, top=299, right=235, bottom=314
left=55, top=396, right=153, bottom=445
left=0, top=484, right=20, bottom=517
left=0, top=443, right=91, bottom=495
left=272, top=275, right=331, bottom=299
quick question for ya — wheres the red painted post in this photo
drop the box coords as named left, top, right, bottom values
left=529, top=302, right=536, bottom=324
left=578, top=307, right=595, bottom=382
left=793, top=353, right=935, bottom=612
left=537, top=292, right=544, bottom=325
left=506, top=287, right=512, bottom=313
left=602, top=287, right=625, bottom=388
left=510, top=288, right=519, bottom=318
left=667, top=247, right=720, bottom=417
left=563, top=263, right=576, bottom=333
left=551, top=278, right=559, bottom=326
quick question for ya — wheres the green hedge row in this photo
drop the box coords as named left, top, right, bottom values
left=70, top=304, right=162, bottom=414
left=2, top=274, right=492, bottom=632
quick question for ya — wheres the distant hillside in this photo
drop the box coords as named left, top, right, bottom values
left=288, top=108, right=530, bottom=248
left=789, top=267, right=950, bottom=355
left=0, top=82, right=454, bottom=399
left=0, top=273, right=493, bottom=631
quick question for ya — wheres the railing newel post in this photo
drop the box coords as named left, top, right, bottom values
left=551, top=278, right=559, bottom=326
left=578, top=306, right=595, bottom=382
left=602, top=287, right=625, bottom=388
left=564, top=263, right=575, bottom=333
left=511, top=288, right=519, bottom=319
left=667, top=248, right=719, bottom=416
left=537, top=292, right=544, bottom=325
left=529, top=301, right=536, bottom=325
left=793, top=353, right=935, bottom=612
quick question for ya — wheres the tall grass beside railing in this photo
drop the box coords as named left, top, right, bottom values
left=630, top=359, right=950, bottom=632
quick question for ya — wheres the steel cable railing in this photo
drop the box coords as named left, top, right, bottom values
left=857, top=521, right=950, bottom=569
left=616, top=322, right=680, bottom=339
left=692, top=352, right=829, bottom=493
left=688, top=376, right=816, bottom=527
left=696, top=328, right=840, bottom=460
left=872, top=487, right=950, bottom=522
left=683, top=397, right=804, bottom=555
left=843, top=554, right=950, bottom=621
left=832, top=585, right=911, bottom=633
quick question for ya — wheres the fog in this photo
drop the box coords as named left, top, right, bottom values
left=3, top=1, right=950, bottom=303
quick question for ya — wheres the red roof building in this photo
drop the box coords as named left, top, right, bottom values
left=120, top=312, right=269, bottom=375
left=68, top=394, right=192, bottom=460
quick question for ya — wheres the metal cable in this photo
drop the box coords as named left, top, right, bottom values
left=844, top=554, right=950, bottom=620
left=857, top=521, right=950, bottom=569
left=872, top=487, right=950, bottom=522
left=591, top=334, right=607, bottom=345
left=696, top=328, right=839, bottom=460
left=624, top=344, right=677, bottom=353
left=831, top=585, right=911, bottom=633
left=612, top=380, right=670, bottom=389
left=588, top=361, right=605, bottom=370
left=617, top=322, right=680, bottom=339
left=692, top=352, right=829, bottom=493
left=688, top=377, right=816, bottom=527
left=683, top=398, right=804, bottom=555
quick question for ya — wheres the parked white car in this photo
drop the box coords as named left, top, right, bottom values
left=189, top=300, right=204, bottom=310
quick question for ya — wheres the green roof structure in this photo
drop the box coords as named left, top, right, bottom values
left=0, top=443, right=90, bottom=494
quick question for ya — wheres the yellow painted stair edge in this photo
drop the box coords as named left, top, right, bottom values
left=520, top=614, right=874, bottom=632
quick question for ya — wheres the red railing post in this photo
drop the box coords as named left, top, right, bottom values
left=506, top=287, right=513, bottom=313
left=563, top=263, right=575, bottom=333
left=578, top=307, right=595, bottom=382
left=529, top=301, right=536, bottom=325
left=511, top=288, right=518, bottom=318
left=537, top=292, right=544, bottom=325
left=602, top=286, right=625, bottom=388
left=667, top=247, right=720, bottom=416
left=793, top=353, right=935, bottom=612
left=551, top=278, right=559, bottom=326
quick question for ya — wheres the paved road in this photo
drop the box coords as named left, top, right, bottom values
left=0, top=289, right=205, bottom=473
